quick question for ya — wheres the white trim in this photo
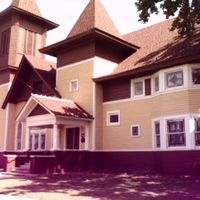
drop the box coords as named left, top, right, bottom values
left=0, top=82, right=12, bottom=88
left=107, top=110, right=121, bottom=126
left=57, top=58, right=94, bottom=71
left=69, top=78, right=79, bottom=92
left=130, top=124, right=141, bottom=137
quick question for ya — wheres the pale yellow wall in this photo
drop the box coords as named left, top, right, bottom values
left=57, top=60, right=94, bottom=114
left=0, top=85, right=9, bottom=151
left=102, top=90, right=199, bottom=150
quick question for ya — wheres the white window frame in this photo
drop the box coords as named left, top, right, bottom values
left=194, top=117, right=200, bottom=146
left=130, top=124, right=141, bottom=137
left=131, top=78, right=145, bottom=98
left=107, top=111, right=120, bottom=126
left=190, top=65, right=200, bottom=87
left=164, top=67, right=186, bottom=91
left=69, top=79, right=79, bottom=92
left=166, top=118, right=186, bottom=148
left=153, top=121, right=161, bottom=149
left=153, top=76, right=160, bottom=93
left=29, top=128, right=47, bottom=151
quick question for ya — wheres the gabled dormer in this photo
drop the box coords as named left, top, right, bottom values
left=0, top=0, right=58, bottom=84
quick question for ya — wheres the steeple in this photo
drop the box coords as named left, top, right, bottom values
left=68, top=0, right=122, bottom=39
left=11, top=0, right=41, bottom=16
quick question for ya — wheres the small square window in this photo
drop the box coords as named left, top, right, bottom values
left=192, top=68, right=200, bottom=85
left=131, top=125, right=140, bottom=137
left=134, top=81, right=143, bottom=96
left=70, top=79, right=79, bottom=92
left=166, top=71, right=183, bottom=88
left=107, top=111, right=120, bottom=126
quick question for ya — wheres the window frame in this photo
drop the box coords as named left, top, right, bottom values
left=69, top=79, right=79, bottom=92
left=107, top=111, right=120, bottom=126
left=166, top=118, right=186, bottom=147
left=16, top=122, right=24, bottom=151
left=154, top=121, right=161, bottom=148
left=130, top=124, right=141, bottom=137
left=165, top=70, right=184, bottom=89
left=195, top=118, right=200, bottom=146
left=191, top=67, right=200, bottom=86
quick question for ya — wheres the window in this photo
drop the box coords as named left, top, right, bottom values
left=166, top=71, right=184, bottom=88
left=16, top=122, right=23, bottom=150
left=192, top=68, right=200, bottom=85
left=0, top=29, right=10, bottom=55
left=107, top=111, right=120, bottom=126
left=66, top=128, right=80, bottom=149
left=29, top=129, right=47, bottom=151
left=134, top=81, right=144, bottom=96
left=145, top=79, right=151, bottom=96
left=195, top=118, right=200, bottom=146
left=131, top=125, right=140, bottom=137
left=154, top=77, right=159, bottom=92
left=154, top=121, right=161, bottom=148
left=167, top=119, right=186, bottom=147
left=24, top=29, right=36, bottom=56
left=70, top=79, right=79, bottom=92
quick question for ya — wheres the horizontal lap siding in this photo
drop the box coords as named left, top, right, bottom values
left=103, top=79, right=131, bottom=102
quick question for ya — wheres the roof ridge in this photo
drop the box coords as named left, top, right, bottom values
left=31, top=94, right=74, bottom=104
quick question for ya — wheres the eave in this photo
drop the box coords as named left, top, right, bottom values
left=40, top=28, right=139, bottom=57
left=0, top=6, right=58, bottom=30
left=94, top=54, right=200, bottom=82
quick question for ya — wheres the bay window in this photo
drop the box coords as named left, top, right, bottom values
left=192, top=68, right=200, bottom=85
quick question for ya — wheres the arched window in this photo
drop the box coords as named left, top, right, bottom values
left=17, top=122, right=23, bottom=150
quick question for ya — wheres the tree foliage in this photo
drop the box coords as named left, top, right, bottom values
left=135, top=0, right=200, bottom=35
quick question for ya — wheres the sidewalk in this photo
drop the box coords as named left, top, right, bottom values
left=0, top=195, right=34, bottom=200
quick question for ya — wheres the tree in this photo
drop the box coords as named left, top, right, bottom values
left=135, top=0, right=200, bottom=35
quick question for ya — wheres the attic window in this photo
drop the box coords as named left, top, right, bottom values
left=33, top=81, right=43, bottom=94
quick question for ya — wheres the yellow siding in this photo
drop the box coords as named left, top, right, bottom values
left=102, top=90, right=198, bottom=150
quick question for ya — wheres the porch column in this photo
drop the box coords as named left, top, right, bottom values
left=52, top=124, right=60, bottom=150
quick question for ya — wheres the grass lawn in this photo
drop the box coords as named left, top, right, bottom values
left=0, top=172, right=200, bottom=200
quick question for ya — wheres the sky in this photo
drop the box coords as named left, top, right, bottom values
left=0, top=0, right=167, bottom=47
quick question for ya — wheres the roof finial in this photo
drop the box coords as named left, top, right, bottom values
left=11, top=0, right=41, bottom=16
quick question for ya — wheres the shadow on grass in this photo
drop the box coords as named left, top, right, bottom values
left=0, top=172, right=200, bottom=200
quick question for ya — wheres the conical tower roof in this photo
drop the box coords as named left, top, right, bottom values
left=11, top=0, right=41, bottom=16
left=68, top=0, right=122, bottom=39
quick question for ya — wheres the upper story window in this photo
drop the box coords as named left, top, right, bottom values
left=166, top=70, right=184, bottom=88
left=70, top=79, right=79, bottom=92
left=167, top=119, right=186, bottom=147
left=154, top=76, right=159, bottom=92
left=134, top=81, right=144, bottom=96
left=107, top=111, right=120, bottom=126
left=192, top=68, right=200, bottom=85
left=24, top=29, right=37, bottom=56
left=0, top=29, right=10, bottom=55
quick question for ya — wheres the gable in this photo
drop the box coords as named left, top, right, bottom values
left=29, top=104, right=49, bottom=117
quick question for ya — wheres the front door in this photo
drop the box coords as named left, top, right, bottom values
left=66, top=127, right=80, bottom=150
